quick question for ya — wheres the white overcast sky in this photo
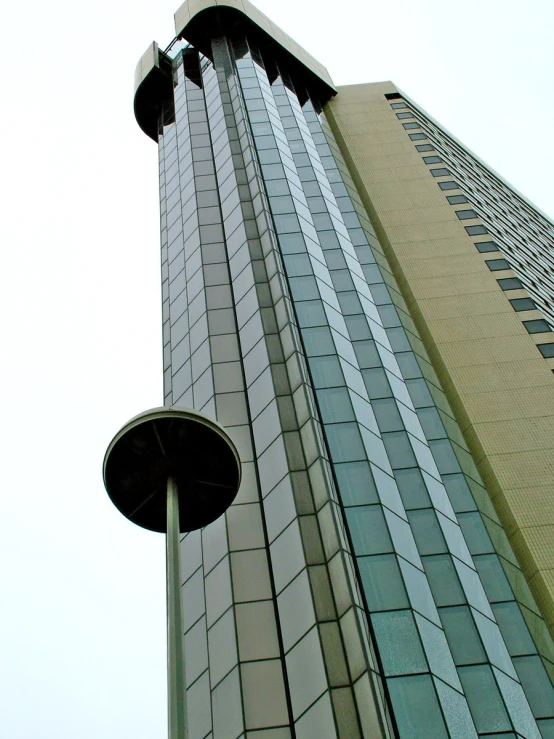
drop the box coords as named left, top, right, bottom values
left=0, top=0, right=552, bottom=736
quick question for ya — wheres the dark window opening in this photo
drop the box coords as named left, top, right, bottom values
left=523, top=319, right=551, bottom=334
left=510, top=298, right=536, bottom=312
left=497, top=278, right=523, bottom=291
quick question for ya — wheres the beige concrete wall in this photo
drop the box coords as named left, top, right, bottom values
left=326, top=82, right=554, bottom=635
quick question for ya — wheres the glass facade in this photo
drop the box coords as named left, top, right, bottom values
left=136, top=5, right=554, bottom=737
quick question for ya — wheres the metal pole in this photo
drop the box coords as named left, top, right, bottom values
left=166, top=476, right=188, bottom=739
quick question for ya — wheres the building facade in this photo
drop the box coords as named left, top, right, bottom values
left=133, top=1, right=554, bottom=737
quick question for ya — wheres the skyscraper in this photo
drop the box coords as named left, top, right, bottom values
left=133, top=1, right=554, bottom=736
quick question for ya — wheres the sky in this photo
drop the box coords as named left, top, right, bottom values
left=0, top=0, right=552, bottom=736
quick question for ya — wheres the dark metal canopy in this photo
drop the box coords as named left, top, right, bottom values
left=103, top=407, right=241, bottom=532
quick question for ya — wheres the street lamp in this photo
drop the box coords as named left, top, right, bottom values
left=103, top=406, right=241, bottom=739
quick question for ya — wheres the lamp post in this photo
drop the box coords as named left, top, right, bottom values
left=103, top=406, right=241, bottom=739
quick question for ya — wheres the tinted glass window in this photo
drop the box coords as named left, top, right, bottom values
left=416, top=144, right=434, bottom=152
left=446, top=194, right=468, bottom=204
left=465, top=225, right=488, bottom=235
left=497, top=277, right=523, bottom=291
left=510, top=297, right=536, bottom=311
left=438, top=181, right=459, bottom=190
left=456, top=209, right=479, bottom=220
left=538, top=343, right=554, bottom=358
left=486, top=258, right=510, bottom=271
left=475, top=241, right=499, bottom=253
left=523, top=319, right=551, bottom=334
left=430, top=168, right=450, bottom=177
left=423, top=155, right=443, bottom=164
left=409, top=133, right=427, bottom=140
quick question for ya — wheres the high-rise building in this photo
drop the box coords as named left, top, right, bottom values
left=133, top=1, right=554, bottom=736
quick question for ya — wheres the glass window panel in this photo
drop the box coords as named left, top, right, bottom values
left=275, top=213, right=301, bottom=233
left=377, top=304, right=402, bottom=328
left=406, top=378, right=433, bottom=408
left=346, top=505, right=393, bottom=555
left=387, top=675, right=448, bottom=739
left=409, top=132, right=428, bottom=140
left=475, top=240, right=500, bottom=253
left=400, top=559, right=440, bottom=625
left=415, top=613, right=461, bottom=690
left=458, top=665, right=512, bottom=733
left=289, top=275, right=319, bottom=301
left=538, top=343, right=554, bottom=358
left=338, top=291, right=363, bottom=315
left=385, top=508, right=421, bottom=566
left=325, top=249, right=347, bottom=270
left=439, top=605, right=486, bottom=665
left=279, top=232, right=306, bottom=254
left=494, top=667, right=542, bottom=739
left=491, top=602, right=536, bottom=657
left=326, top=423, right=366, bottom=462
left=408, top=509, right=447, bottom=555
left=473, top=554, right=513, bottom=603
left=455, top=209, right=479, bottom=220
left=539, top=719, right=554, bottom=739
left=266, top=179, right=290, bottom=196
left=396, top=467, right=432, bottom=509
left=296, top=300, right=327, bottom=328
left=513, top=655, right=554, bottom=718
left=335, top=461, right=379, bottom=506
left=430, top=168, right=450, bottom=177
left=417, top=407, right=446, bottom=440
left=472, top=608, right=517, bottom=679
left=345, top=315, right=372, bottom=341
left=423, top=554, right=466, bottom=607
left=331, top=269, right=355, bottom=292
left=318, top=231, right=340, bottom=249
left=497, top=277, right=523, bottom=290
left=271, top=195, right=295, bottom=214
left=308, top=355, right=344, bottom=388
left=446, top=194, right=468, bottom=204
left=457, top=512, right=494, bottom=555
left=387, top=327, right=411, bottom=352
left=358, top=553, right=409, bottom=611
left=442, top=473, right=476, bottom=512
left=370, top=283, right=392, bottom=305
left=303, top=326, right=335, bottom=356
left=362, top=367, right=392, bottom=399
left=372, top=610, right=427, bottom=676
left=382, top=431, right=417, bottom=469
left=212, top=667, right=244, bottom=739
left=317, top=387, right=355, bottom=423
left=355, top=340, right=382, bottom=368
left=429, top=439, right=461, bottom=474
left=465, top=224, right=488, bottom=235
left=396, top=352, right=422, bottom=379
left=284, top=253, right=313, bottom=277
left=372, top=398, right=404, bottom=432
left=438, top=180, right=459, bottom=190
left=510, top=297, right=537, bottom=311
left=486, top=258, right=511, bottom=271
left=434, top=677, right=479, bottom=739
left=523, top=319, right=551, bottom=334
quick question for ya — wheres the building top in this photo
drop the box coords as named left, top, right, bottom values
left=174, top=0, right=335, bottom=91
left=134, top=0, right=336, bottom=141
